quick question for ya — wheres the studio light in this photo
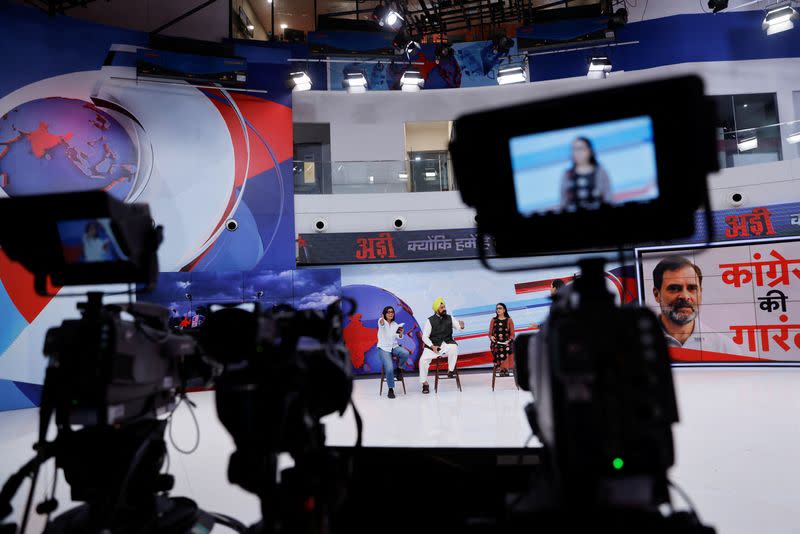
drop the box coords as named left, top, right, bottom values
left=393, top=32, right=421, bottom=60
left=246, top=24, right=255, bottom=31
left=373, top=4, right=404, bottom=29
left=707, top=0, right=729, bottom=13
left=434, top=43, right=453, bottom=64
left=400, top=70, right=424, bottom=92
left=343, top=72, right=368, bottom=93
left=737, top=136, right=758, bottom=151
left=280, top=23, right=288, bottom=30
left=497, top=65, right=527, bottom=85
left=287, top=71, right=312, bottom=92
left=786, top=131, right=800, bottom=144
left=762, top=5, right=798, bottom=35
left=588, top=56, right=612, bottom=79
left=492, top=35, right=515, bottom=55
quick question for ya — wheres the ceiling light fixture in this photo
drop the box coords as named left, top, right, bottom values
left=763, top=4, right=798, bottom=35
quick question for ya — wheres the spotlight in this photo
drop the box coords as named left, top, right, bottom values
left=393, top=32, right=421, bottom=59
left=786, top=131, right=800, bottom=144
left=763, top=4, right=798, bottom=35
left=225, top=219, right=238, bottom=231
left=737, top=136, right=758, bottom=151
left=280, top=23, right=288, bottom=30
left=492, top=35, right=515, bottom=55
left=400, top=70, right=424, bottom=92
left=392, top=216, right=406, bottom=230
left=729, top=192, right=745, bottom=207
left=497, top=65, right=527, bottom=85
left=246, top=24, right=255, bottom=31
left=434, top=43, right=453, bottom=64
left=287, top=71, right=312, bottom=92
left=343, top=72, right=368, bottom=93
left=707, top=0, right=728, bottom=13
left=588, top=56, right=612, bottom=79
left=372, top=4, right=404, bottom=29
left=609, top=7, right=628, bottom=27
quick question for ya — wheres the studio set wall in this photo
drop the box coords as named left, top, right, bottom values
left=0, top=3, right=295, bottom=410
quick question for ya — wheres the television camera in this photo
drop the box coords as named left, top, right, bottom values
left=450, top=75, right=718, bottom=531
left=0, top=190, right=355, bottom=534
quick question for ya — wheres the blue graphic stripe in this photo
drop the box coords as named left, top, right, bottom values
left=0, top=380, right=37, bottom=411
left=453, top=297, right=552, bottom=317
left=0, top=284, right=27, bottom=358
left=509, top=117, right=653, bottom=171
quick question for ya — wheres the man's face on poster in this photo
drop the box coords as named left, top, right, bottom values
left=653, top=265, right=702, bottom=327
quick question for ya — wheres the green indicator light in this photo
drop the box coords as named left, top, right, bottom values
left=612, top=457, right=624, bottom=470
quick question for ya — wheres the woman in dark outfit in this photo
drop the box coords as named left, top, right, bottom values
left=559, top=136, right=613, bottom=212
left=489, top=303, right=515, bottom=376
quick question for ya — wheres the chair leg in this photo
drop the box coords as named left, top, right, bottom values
left=401, top=374, right=407, bottom=394
left=379, top=368, right=384, bottom=396
left=455, top=368, right=462, bottom=392
left=492, top=366, right=496, bottom=391
left=434, top=362, right=439, bottom=394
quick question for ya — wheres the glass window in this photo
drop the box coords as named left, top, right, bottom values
left=711, top=93, right=782, bottom=169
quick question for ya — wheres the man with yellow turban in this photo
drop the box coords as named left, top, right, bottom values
left=419, top=297, right=465, bottom=394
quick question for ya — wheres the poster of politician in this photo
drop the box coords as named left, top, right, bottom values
left=638, top=239, right=800, bottom=363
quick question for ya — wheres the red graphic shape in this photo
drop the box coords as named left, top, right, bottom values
left=0, top=249, right=58, bottom=323
left=28, top=122, right=73, bottom=158
left=669, top=347, right=764, bottom=363
left=342, top=313, right=377, bottom=369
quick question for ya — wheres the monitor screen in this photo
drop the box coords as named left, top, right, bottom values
left=509, top=115, right=659, bottom=217
left=57, top=218, right=130, bottom=264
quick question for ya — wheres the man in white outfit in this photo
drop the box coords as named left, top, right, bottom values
left=419, top=297, right=465, bottom=394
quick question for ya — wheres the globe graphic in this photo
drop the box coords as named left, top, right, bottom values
left=0, top=97, right=139, bottom=200
left=342, top=284, right=422, bottom=375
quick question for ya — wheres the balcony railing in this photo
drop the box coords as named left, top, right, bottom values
left=294, top=155, right=456, bottom=194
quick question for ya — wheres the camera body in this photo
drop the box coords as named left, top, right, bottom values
left=451, top=75, right=717, bottom=526
left=0, top=191, right=161, bottom=293
left=198, top=303, right=353, bottom=495
left=42, top=300, right=198, bottom=427
left=517, top=260, right=678, bottom=507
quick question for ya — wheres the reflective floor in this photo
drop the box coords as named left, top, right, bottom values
left=1, top=368, right=799, bottom=533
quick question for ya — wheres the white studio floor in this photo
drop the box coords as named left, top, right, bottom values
left=2, top=368, right=800, bottom=533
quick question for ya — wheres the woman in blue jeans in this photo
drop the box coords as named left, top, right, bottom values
left=377, top=306, right=413, bottom=399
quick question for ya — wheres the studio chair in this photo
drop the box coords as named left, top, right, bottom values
left=433, top=356, right=462, bottom=393
left=379, top=356, right=407, bottom=396
left=491, top=363, right=519, bottom=391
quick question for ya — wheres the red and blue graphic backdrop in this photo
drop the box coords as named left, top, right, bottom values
left=0, top=3, right=296, bottom=410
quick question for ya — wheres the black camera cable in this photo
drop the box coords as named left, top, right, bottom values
left=667, top=479, right=703, bottom=522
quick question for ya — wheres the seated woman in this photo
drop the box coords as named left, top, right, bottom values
left=377, top=306, right=413, bottom=399
left=489, top=303, right=515, bottom=376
